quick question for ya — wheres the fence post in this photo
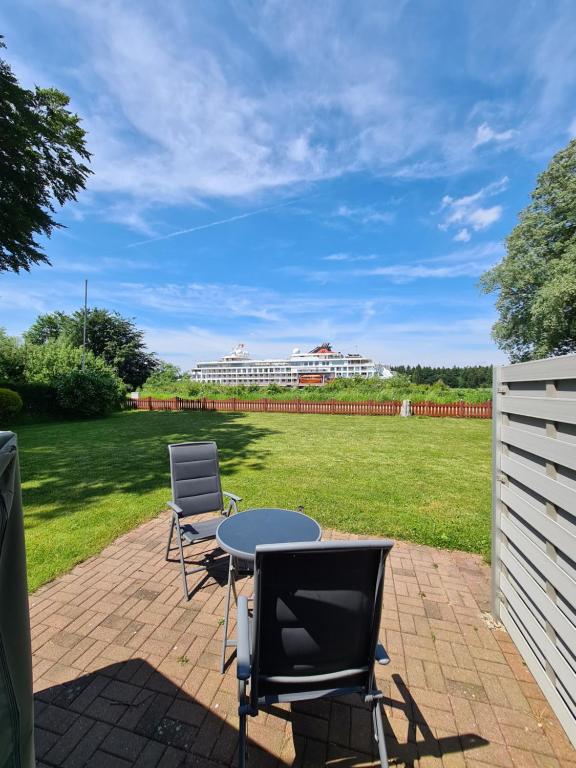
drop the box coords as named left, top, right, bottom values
left=297, top=398, right=302, bottom=413
left=263, top=398, right=269, bottom=412
left=459, top=400, right=465, bottom=418
left=148, top=396, right=153, bottom=411
left=400, top=399, right=411, bottom=417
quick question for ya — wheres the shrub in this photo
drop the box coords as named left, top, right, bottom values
left=3, top=382, right=58, bottom=414
left=54, top=369, right=125, bottom=418
left=0, top=387, right=23, bottom=422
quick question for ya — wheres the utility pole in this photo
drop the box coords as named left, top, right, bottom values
left=81, top=279, right=88, bottom=371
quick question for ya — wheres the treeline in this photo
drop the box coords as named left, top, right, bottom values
left=0, top=308, right=159, bottom=421
left=390, top=365, right=492, bottom=388
left=141, top=367, right=492, bottom=405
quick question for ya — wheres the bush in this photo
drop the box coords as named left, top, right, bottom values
left=0, top=387, right=23, bottom=422
left=54, top=369, right=125, bottom=418
left=3, top=381, right=58, bottom=414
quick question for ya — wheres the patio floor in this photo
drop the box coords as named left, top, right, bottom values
left=30, top=512, right=576, bottom=767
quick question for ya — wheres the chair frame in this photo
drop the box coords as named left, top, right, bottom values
left=235, top=540, right=393, bottom=767
left=165, top=441, right=242, bottom=600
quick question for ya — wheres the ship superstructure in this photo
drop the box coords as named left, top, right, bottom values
left=189, top=343, right=391, bottom=387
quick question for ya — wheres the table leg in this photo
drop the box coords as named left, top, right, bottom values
left=220, top=557, right=237, bottom=673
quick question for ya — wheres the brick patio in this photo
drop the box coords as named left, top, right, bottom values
left=30, top=512, right=576, bottom=767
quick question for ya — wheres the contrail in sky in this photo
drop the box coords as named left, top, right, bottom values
left=128, top=197, right=307, bottom=248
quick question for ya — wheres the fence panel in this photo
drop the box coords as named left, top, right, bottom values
left=125, top=397, right=492, bottom=418
left=492, top=354, right=576, bottom=747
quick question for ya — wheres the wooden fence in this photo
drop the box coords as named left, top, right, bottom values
left=411, top=400, right=492, bottom=418
left=126, top=396, right=492, bottom=418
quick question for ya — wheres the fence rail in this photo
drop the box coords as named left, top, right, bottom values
left=126, top=396, right=492, bottom=418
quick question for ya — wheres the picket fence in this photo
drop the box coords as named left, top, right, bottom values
left=126, top=396, right=492, bottom=418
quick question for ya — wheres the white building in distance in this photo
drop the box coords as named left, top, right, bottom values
left=189, top=343, right=392, bottom=387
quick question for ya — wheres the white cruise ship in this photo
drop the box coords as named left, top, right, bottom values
left=189, top=343, right=392, bottom=387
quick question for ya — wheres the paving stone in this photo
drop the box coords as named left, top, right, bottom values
left=30, top=514, right=576, bottom=768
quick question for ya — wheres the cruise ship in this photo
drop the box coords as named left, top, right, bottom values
left=189, top=343, right=392, bottom=387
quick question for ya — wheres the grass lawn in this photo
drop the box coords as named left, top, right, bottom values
left=11, top=410, right=492, bottom=591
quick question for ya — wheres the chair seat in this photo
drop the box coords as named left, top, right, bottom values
left=181, top=516, right=222, bottom=544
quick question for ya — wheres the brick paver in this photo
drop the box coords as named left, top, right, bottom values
left=31, top=512, right=576, bottom=767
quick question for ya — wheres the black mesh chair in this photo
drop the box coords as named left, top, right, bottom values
left=166, top=441, right=241, bottom=600
left=235, top=539, right=394, bottom=766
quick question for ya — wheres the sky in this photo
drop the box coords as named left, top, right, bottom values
left=2, top=0, right=576, bottom=370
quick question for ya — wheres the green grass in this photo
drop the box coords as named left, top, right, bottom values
left=10, top=410, right=492, bottom=591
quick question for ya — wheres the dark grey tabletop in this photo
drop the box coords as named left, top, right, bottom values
left=216, top=508, right=322, bottom=561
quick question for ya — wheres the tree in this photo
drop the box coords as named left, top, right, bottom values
left=0, top=328, right=25, bottom=381
left=0, top=37, right=91, bottom=273
left=25, top=308, right=158, bottom=389
left=142, top=362, right=183, bottom=391
left=23, top=339, right=108, bottom=384
left=481, top=138, right=576, bottom=361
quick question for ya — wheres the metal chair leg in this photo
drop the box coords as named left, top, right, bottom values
left=175, top=520, right=189, bottom=600
left=238, top=680, right=248, bottom=768
left=220, top=558, right=235, bottom=673
left=165, top=513, right=176, bottom=560
left=373, top=700, right=389, bottom=767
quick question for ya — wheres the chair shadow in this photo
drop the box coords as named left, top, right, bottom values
left=166, top=541, right=232, bottom=596
left=274, top=672, right=488, bottom=766
left=34, top=658, right=260, bottom=767
left=34, top=660, right=489, bottom=767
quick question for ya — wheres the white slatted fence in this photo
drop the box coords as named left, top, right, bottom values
left=492, top=354, right=576, bottom=746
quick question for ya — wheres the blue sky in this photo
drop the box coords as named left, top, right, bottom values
left=2, top=0, right=576, bottom=369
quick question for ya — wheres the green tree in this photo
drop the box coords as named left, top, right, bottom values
left=0, top=328, right=25, bottom=381
left=25, top=308, right=158, bottom=389
left=0, top=37, right=91, bottom=273
left=23, top=339, right=110, bottom=384
left=142, top=362, right=183, bottom=391
left=481, top=138, right=576, bottom=361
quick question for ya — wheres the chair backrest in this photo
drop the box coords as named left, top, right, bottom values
left=250, top=540, right=393, bottom=704
left=168, top=441, right=224, bottom=518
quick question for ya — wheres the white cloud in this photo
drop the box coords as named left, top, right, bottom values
left=438, top=176, right=508, bottom=238
left=473, top=122, right=515, bottom=148
left=27, top=0, right=487, bottom=224
left=322, top=253, right=378, bottom=262
left=333, top=205, right=394, bottom=226
left=360, top=263, right=487, bottom=282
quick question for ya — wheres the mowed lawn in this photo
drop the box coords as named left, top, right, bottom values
left=12, top=410, right=492, bottom=591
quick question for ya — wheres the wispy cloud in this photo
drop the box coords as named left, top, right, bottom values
left=358, top=263, right=487, bottom=282
left=438, top=176, right=508, bottom=241
left=322, top=253, right=378, bottom=262
left=332, top=204, right=394, bottom=226
left=473, top=122, right=516, bottom=148
left=128, top=198, right=306, bottom=248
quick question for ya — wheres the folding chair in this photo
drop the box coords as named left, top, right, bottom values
left=235, top=539, right=394, bottom=766
left=166, top=441, right=241, bottom=600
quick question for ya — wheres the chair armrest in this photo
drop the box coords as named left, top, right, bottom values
left=236, top=596, right=251, bottom=680
left=375, top=642, right=390, bottom=666
left=167, top=501, right=183, bottom=515
left=223, top=491, right=242, bottom=503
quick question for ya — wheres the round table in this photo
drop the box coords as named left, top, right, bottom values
left=216, top=508, right=322, bottom=672
left=216, top=507, right=322, bottom=561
